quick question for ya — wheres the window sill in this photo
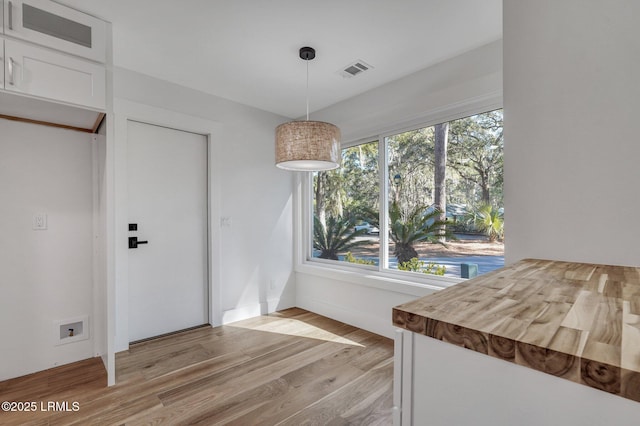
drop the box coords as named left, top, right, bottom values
left=296, top=259, right=463, bottom=297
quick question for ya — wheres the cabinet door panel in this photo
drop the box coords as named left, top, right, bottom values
left=4, top=0, right=105, bottom=63
left=4, top=39, right=105, bottom=110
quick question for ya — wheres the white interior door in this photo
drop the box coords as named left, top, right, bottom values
left=127, top=120, right=208, bottom=342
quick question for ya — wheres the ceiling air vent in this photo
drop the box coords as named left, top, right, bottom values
left=339, top=60, right=373, bottom=78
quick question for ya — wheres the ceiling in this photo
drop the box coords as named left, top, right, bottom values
left=56, top=0, right=502, bottom=118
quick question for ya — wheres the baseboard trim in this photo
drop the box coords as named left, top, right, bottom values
left=296, top=295, right=394, bottom=339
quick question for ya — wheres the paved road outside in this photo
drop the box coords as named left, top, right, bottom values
left=393, top=255, right=504, bottom=278
left=334, top=254, right=504, bottom=278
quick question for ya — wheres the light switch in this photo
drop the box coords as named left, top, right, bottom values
left=33, top=213, right=47, bottom=230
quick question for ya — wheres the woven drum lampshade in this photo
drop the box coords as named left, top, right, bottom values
left=275, top=120, right=341, bottom=171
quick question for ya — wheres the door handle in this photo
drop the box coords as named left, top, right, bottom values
left=8, top=57, right=15, bottom=86
left=128, top=236, right=149, bottom=249
left=8, top=1, right=13, bottom=31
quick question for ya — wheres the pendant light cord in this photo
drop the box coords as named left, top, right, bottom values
left=306, top=58, right=310, bottom=121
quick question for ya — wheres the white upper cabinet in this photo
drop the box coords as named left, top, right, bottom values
left=4, top=38, right=105, bottom=110
left=3, top=0, right=106, bottom=63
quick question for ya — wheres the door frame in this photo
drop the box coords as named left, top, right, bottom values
left=126, top=119, right=210, bottom=343
left=107, top=98, right=222, bottom=384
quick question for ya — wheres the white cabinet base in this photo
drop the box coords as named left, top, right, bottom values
left=395, top=330, right=640, bottom=426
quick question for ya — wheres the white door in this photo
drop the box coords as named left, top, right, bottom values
left=127, top=120, right=208, bottom=342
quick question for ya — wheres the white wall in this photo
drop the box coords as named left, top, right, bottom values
left=504, top=0, right=640, bottom=266
left=0, top=120, right=95, bottom=380
left=295, top=41, right=503, bottom=338
left=296, top=269, right=437, bottom=339
left=311, top=39, right=502, bottom=142
left=111, top=68, right=295, bottom=352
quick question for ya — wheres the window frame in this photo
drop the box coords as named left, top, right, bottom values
left=297, top=97, right=503, bottom=291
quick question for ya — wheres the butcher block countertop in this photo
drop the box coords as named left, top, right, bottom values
left=393, top=258, right=640, bottom=402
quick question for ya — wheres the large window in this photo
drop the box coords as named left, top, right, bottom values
left=310, top=109, right=503, bottom=280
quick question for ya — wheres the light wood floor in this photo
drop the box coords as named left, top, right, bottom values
left=0, top=308, right=394, bottom=425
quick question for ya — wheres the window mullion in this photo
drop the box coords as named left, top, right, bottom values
left=301, top=172, right=313, bottom=263
left=308, top=173, right=315, bottom=261
left=379, top=136, right=389, bottom=270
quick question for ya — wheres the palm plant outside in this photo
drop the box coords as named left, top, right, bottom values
left=313, top=216, right=369, bottom=260
left=389, top=202, right=453, bottom=264
left=466, top=204, right=504, bottom=242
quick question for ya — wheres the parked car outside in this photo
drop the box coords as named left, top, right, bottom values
left=354, top=222, right=379, bottom=234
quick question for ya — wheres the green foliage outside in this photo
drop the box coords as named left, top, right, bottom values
left=314, top=142, right=379, bottom=225
left=447, top=110, right=504, bottom=206
left=398, top=258, right=446, bottom=276
left=465, top=203, right=504, bottom=242
left=313, top=216, right=368, bottom=260
left=344, top=252, right=376, bottom=266
left=387, top=110, right=503, bottom=210
left=389, top=202, right=452, bottom=265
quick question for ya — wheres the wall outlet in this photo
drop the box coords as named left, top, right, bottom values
left=33, top=213, right=47, bottom=230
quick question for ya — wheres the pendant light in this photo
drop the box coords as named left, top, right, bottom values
left=275, top=47, right=341, bottom=171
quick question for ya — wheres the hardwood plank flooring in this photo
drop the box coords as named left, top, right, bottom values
left=0, top=308, right=394, bottom=425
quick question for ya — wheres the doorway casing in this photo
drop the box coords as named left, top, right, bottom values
left=108, top=98, right=222, bottom=385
